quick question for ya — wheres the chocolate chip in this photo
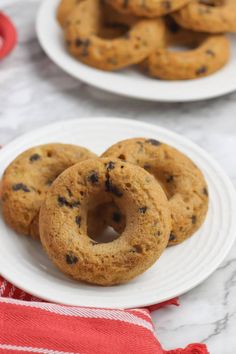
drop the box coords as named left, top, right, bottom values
left=71, top=201, right=81, bottom=208
left=75, top=38, right=91, bottom=56
left=105, top=179, right=123, bottom=197
left=203, top=187, right=208, bottom=196
left=196, top=66, right=208, bottom=75
left=67, top=188, right=73, bottom=197
left=58, top=196, right=69, bottom=207
left=66, top=254, right=78, bottom=265
left=75, top=38, right=83, bottom=47
left=169, top=232, right=176, bottom=242
left=46, top=180, right=53, bottom=186
left=139, top=206, right=148, bottom=214
left=75, top=216, right=81, bottom=226
left=58, top=196, right=80, bottom=208
left=155, top=230, right=161, bottom=237
left=118, top=154, right=126, bottom=161
left=206, top=49, right=215, bottom=57
left=29, top=154, right=41, bottom=162
left=106, top=161, right=115, bottom=170
left=88, top=171, right=99, bottom=184
left=143, top=163, right=151, bottom=170
left=191, top=215, right=197, bottom=224
left=112, top=212, right=121, bottom=223
left=132, top=245, right=142, bottom=254
left=12, top=183, right=30, bottom=192
left=166, top=175, right=174, bottom=183
left=146, top=139, right=161, bottom=146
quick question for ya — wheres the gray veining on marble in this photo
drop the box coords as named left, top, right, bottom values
left=1, top=1, right=236, bottom=353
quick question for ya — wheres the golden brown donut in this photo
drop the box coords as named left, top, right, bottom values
left=64, top=0, right=165, bottom=71
left=102, top=138, right=209, bottom=246
left=143, top=20, right=230, bottom=80
left=39, top=158, right=171, bottom=285
left=1, top=144, right=96, bottom=239
left=172, top=0, right=236, bottom=33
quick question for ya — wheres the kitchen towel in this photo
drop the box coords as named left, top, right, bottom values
left=0, top=275, right=209, bottom=354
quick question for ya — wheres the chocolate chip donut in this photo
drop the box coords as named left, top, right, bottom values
left=172, top=0, right=236, bottom=33
left=57, top=0, right=81, bottom=28
left=1, top=144, right=96, bottom=239
left=39, top=158, right=171, bottom=285
left=143, top=19, right=230, bottom=80
left=60, top=0, right=137, bottom=39
left=64, top=0, right=165, bottom=71
left=106, top=0, right=191, bottom=18
left=102, top=138, right=209, bottom=246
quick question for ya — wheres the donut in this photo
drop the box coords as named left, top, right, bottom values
left=102, top=138, right=209, bottom=246
left=1, top=144, right=96, bottom=239
left=143, top=20, right=230, bottom=80
left=106, top=0, right=191, bottom=18
left=64, top=0, right=165, bottom=71
left=57, top=0, right=136, bottom=32
left=57, top=0, right=81, bottom=27
left=172, top=0, right=236, bottom=33
left=39, top=158, right=171, bottom=285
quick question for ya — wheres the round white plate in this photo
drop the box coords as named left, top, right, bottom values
left=0, top=118, right=235, bottom=308
left=36, top=0, right=236, bottom=102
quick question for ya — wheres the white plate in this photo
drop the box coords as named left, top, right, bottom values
left=0, top=118, right=235, bottom=308
left=36, top=0, right=236, bottom=102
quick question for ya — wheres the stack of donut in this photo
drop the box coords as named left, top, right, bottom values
left=57, top=0, right=235, bottom=80
left=1, top=138, right=209, bottom=285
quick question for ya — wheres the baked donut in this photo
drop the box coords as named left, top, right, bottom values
left=57, top=0, right=137, bottom=42
left=102, top=138, right=209, bottom=246
left=39, top=158, right=171, bottom=285
left=1, top=144, right=96, bottom=239
left=106, top=0, right=191, bottom=18
left=172, top=0, right=236, bottom=33
left=57, top=0, right=81, bottom=27
left=143, top=20, right=230, bottom=80
left=64, top=0, right=165, bottom=71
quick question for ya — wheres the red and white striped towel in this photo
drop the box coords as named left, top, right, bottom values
left=0, top=276, right=209, bottom=354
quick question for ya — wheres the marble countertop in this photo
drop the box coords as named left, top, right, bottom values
left=1, top=1, right=236, bottom=353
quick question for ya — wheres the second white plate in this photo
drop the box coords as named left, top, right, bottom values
left=0, top=117, right=235, bottom=308
left=36, top=0, right=236, bottom=102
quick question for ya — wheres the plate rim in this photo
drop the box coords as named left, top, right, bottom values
left=0, top=117, right=236, bottom=308
left=36, top=0, right=236, bottom=103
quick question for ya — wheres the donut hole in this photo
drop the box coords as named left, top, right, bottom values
left=87, top=203, right=126, bottom=244
left=98, top=23, right=129, bottom=39
left=90, top=225, right=120, bottom=244
left=98, top=9, right=130, bottom=39
left=168, top=36, right=202, bottom=52
left=168, top=43, right=197, bottom=52
left=166, top=19, right=207, bottom=53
